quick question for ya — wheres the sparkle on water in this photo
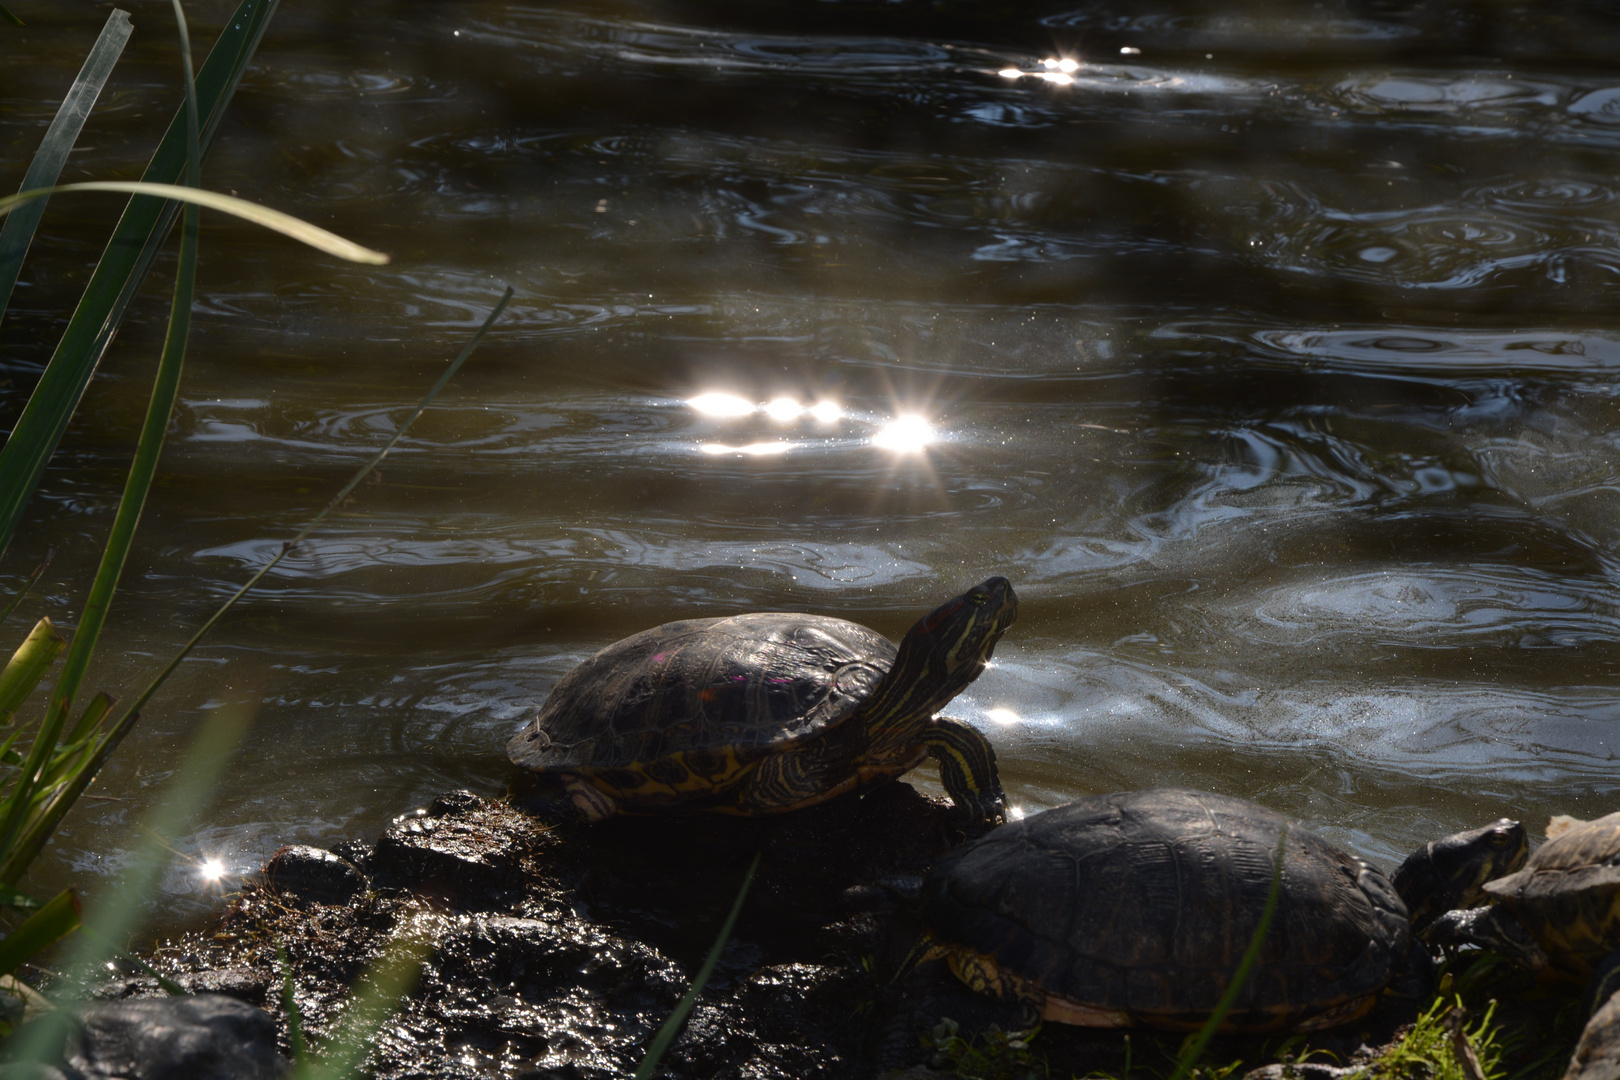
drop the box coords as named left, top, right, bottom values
left=985, top=707, right=1021, bottom=727
left=199, top=857, right=226, bottom=882
left=687, top=391, right=755, bottom=417
left=871, top=414, right=935, bottom=452
left=698, top=440, right=794, bottom=456
left=687, top=391, right=926, bottom=455
left=764, top=397, right=802, bottom=421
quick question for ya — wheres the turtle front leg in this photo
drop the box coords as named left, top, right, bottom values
left=924, top=717, right=1007, bottom=824
left=562, top=775, right=621, bottom=822
left=1427, top=904, right=1550, bottom=973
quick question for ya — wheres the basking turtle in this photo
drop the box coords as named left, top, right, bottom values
left=507, top=577, right=1017, bottom=822
left=1391, top=815, right=1528, bottom=939
left=1429, top=810, right=1620, bottom=988
left=918, top=789, right=1525, bottom=1033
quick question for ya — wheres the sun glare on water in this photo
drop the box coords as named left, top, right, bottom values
left=686, top=391, right=937, bottom=457
left=871, top=415, right=935, bottom=452
left=687, top=392, right=755, bottom=417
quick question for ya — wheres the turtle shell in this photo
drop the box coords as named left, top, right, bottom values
left=921, top=788, right=1414, bottom=1032
left=508, top=612, right=895, bottom=777
left=1483, top=809, right=1620, bottom=979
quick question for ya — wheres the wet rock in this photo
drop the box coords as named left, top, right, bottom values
left=1244, top=1064, right=1363, bottom=1080
left=387, top=911, right=685, bottom=1076
left=111, top=783, right=1440, bottom=1079
left=1566, top=990, right=1620, bottom=1080
left=430, top=790, right=484, bottom=817
left=263, top=845, right=367, bottom=906
left=15, top=994, right=288, bottom=1080
left=368, top=797, right=527, bottom=910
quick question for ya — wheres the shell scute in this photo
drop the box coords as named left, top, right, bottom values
left=516, top=613, right=896, bottom=772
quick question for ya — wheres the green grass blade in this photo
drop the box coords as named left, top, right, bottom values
left=0, top=888, right=79, bottom=980
left=0, top=618, right=65, bottom=727
left=1167, top=826, right=1288, bottom=1080
left=633, top=850, right=762, bottom=1080
left=64, top=692, right=113, bottom=747
left=0, top=184, right=390, bottom=265
left=171, top=0, right=201, bottom=193
left=0, top=9, right=132, bottom=326
left=0, top=288, right=515, bottom=887
left=23, top=0, right=210, bottom=831
left=0, top=0, right=280, bottom=564
left=0, top=5, right=22, bottom=28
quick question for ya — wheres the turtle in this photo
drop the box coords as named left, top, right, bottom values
left=1428, top=809, right=1620, bottom=992
left=917, top=788, right=1527, bottom=1034
left=1390, top=815, right=1528, bottom=940
left=507, top=576, right=1018, bottom=822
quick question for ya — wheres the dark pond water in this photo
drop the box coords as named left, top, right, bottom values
left=6, top=0, right=1620, bottom=924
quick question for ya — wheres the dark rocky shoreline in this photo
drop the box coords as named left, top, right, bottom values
left=46, top=786, right=1557, bottom=1079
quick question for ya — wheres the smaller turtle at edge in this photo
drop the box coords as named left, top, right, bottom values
left=918, top=789, right=1527, bottom=1034
left=507, top=576, right=1018, bottom=822
left=1429, top=809, right=1620, bottom=999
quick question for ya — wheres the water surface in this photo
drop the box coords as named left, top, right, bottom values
left=5, top=0, right=1620, bottom=919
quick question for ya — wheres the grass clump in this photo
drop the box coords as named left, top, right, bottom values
left=1356, top=996, right=1503, bottom=1080
left=927, top=1017, right=1048, bottom=1080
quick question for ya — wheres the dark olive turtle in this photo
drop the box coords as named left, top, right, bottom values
left=507, top=577, right=1017, bottom=822
left=1429, top=810, right=1620, bottom=990
left=1390, top=817, right=1528, bottom=939
left=919, top=789, right=1423, bottom=1033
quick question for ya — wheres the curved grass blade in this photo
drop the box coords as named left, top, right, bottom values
left=0, top=184, right=389, bottom=265
left=0, top=288, right=515, bottom=887
left=1166, top=826, right=1287, bottom=1080
left=0, top=0, right=279, bottom=564
left=633, top=850, right=762, bottom=1080
left=0, top=8, right=132, bottom=325
left=0, top=5, right=21, bottom=28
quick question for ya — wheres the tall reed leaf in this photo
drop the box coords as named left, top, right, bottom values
left=0, top=8, right=132, bottom=325
left=0, top=619, right=64, bottom=729
left=0, top=0, right=210, bottom=884
left=0, top=0, right=279, bottom=562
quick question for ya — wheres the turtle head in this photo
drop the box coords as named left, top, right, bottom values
left=860, top=577, right=1018, bottom=745
left=1392, top=818, right=1528, bottom=941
